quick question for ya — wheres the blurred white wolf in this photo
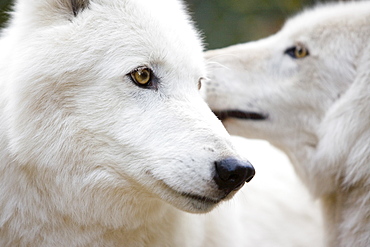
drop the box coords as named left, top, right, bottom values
left=206, top=2, right=370, bottom=247
left=0, top=0, right=259, bottom=246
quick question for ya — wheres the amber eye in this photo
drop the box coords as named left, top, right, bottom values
left=130, top=67, right=152, bottom=86
left=285, top=44, right=309, bottom=59
left=294, top=45, right=309, bottom=58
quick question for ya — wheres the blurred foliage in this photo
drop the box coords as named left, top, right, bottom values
left=1, top=0, right=338, bottom=49
left=186, top=0, right=336, bottom=49
left=0, top=0, right=12, bottom=28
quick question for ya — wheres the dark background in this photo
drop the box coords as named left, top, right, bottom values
left=1, top=0, right=340, bottom=49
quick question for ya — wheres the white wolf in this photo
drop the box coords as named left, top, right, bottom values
left=206, top=2, right=370, bottom=247
left=0, top=0, right=258, bottom=246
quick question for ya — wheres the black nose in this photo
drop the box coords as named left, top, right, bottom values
left=214, top=158, right=255, bottom=192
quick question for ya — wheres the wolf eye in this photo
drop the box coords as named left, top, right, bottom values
left=129, top=67, right=157, bottom=90
left=198, top=77, right=203, bottom=90
left=131, top=67, right=151, bottom=85
left=285, top=45, right=309, bottom=59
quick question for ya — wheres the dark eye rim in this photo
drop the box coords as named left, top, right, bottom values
left=198, top=77, right=206, bottom=90
left=284, top=45, right=309, bottom=59
left=128, top=66, right=159, bottom=90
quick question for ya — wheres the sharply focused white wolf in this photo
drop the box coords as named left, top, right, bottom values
left=206, top=2, right=370, bottom=247
left=0, top=0, right=326, bottom=246
left=0, top=0, right=260, bottom=246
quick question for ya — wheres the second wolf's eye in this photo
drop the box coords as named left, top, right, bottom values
left=285, top=45, right=309, bottom=59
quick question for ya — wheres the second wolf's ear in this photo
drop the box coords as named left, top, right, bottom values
left=312, top=44, right=370, bottom=197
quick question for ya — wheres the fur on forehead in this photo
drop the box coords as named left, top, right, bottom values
left=11, top=0, right=205, bottom=64
left=9, top=0, right=206, bottom=85
left=12, top=0, right=201, bottom=44
left=283, top=1, right=370, bottom=32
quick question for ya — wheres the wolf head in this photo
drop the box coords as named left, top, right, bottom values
left=0, top=0, right=254, bottom=228
left=205, top=2, right=370, bottom=197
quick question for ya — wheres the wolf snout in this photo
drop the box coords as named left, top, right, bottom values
left=214, top=158, right=255, bottom=192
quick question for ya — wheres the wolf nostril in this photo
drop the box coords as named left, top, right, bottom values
left=214, top=158, right=255, bottom=192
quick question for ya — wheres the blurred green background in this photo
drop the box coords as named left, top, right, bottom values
left=0, top=0, right=337, bottom=49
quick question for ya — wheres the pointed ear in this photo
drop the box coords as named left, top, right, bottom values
left=313, top=47, right=370, bottom=196
left=14, top=0, right=90, bottom=22
left=69, top=0, right=90, bottom=17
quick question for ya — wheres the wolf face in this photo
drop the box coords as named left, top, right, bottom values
left=205, top=2, right=370, bottom=196
left=0, top=0, right=254, bottom=231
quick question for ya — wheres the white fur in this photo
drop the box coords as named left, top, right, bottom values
left=206, top=2, right=370, bottom=247
left=0, top=0, right=324, bottom=246
left=211, top=137, right=324, bottom=247
left=0, top=0, right=235, bottom=245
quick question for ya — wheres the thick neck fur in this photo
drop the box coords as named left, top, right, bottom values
left=281, top=140, right=370, bottom=247
left=0, top=152, right=202, bottom=246
left=0, top=82, right=204, bottom=247
left=321, top=183, right=370, bottom=247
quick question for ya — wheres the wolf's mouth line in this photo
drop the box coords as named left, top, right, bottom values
left=154, top=177, right=223, bottom=204
left=179, top=191, right=223, bottom=204
left=118, top=167, right=224, bottom=205
left=213, top=110, right=268, bottom=121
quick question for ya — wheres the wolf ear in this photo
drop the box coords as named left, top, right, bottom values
left=14, top=0, right=90, bottom=20
left=69, top=0, right=90, bottom=17
left=313, top=46, right=370, bottom=196
left=58, top=0, right=90, bottom=17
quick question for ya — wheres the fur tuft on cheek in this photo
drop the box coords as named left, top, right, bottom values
left=313, top=48, right=370, bottom=196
